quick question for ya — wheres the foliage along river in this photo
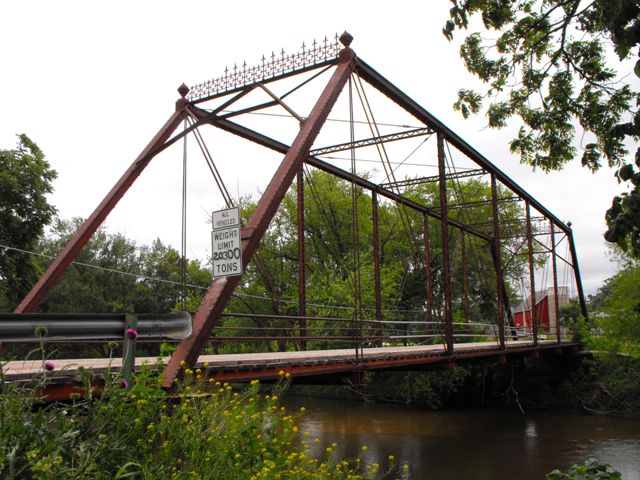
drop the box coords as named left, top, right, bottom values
left=283, top=396, right=640, bottom=479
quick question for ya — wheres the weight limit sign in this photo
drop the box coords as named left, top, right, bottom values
left=211, top=207, right=243, bottom=278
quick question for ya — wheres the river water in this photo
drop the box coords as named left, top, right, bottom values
left=283, top=396, right=640, bottom=479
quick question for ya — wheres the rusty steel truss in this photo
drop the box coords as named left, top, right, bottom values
left=14, top=33, right=588, bottom=388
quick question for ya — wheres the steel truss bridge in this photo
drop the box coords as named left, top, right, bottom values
left=3, top=33, right=586, bottom=397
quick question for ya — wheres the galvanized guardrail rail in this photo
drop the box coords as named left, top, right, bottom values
left=0, top=312, right=192, bottom=386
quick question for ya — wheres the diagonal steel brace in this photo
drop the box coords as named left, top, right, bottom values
left=15, top=107, right=187, bottom=314
left=162, top=47, right=357, bottom=387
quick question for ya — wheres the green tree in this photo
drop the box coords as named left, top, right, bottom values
left=17, top=219, right=211, bottom=358
left=37, top=219, right=210, bottom=315
left=443, top=0, right=640, bottom=257
left=0, top=135, right=57, bottom=310
left=223, top=171, right=530, bottom=353
left=37, top=218, right=142, bottom=314
left=590, top=263, right=640, bottom=355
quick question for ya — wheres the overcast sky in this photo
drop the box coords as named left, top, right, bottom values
left=1, top=1, right=637, bottom=296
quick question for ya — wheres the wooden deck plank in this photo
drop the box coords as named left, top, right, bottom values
left=2, top=339, right=571, bottom=383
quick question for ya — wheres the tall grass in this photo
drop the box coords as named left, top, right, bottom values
left=0, top=359, right=407, bottom=479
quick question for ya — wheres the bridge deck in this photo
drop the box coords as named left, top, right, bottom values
left=4, top=339, right=577, bottom=387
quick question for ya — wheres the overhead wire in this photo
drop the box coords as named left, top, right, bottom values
left=352, top=74, right=422, bottom=255
left=349, top=76, right=364, bottom=355
left=1, top=243, right=501, bottom=321
left=352, top=74, right=428, bottom=326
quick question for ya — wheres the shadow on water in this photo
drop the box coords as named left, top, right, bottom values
left=283, top=396, right=640, bottom=480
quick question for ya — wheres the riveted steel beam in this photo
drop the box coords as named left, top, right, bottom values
left=193, top=113, right=493, bottom=243
left=310, top=127, right=432, bottom=156
left=162, top=46, right=358, bottom=387
left=354, top=59, right=572, bottom=235
left=15, top=107, right=187, bottom=313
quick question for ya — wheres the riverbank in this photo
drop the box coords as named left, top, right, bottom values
left=288, top=352, right=640, bottom=417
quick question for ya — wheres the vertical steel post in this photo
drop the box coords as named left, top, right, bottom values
left=423, top=214, right=433, bottom=331
left=121, top=314, right=138, bottom=388
left=163, top=47, right=357, bottom=387
left=461, top=231, right=470, bottom=322
left=490, top=174, right=506, bottom=350
left=297, top=170, right=307, bottom=350
left=526, top=202, right=538, bottom=345
left=437, top=133, right=454, bottom=354
left=372, top=191, right=383, bottom=345
left=550, top=220, right=561, bottom=343
left=567, top=223, right=589, bottom=321
left=15, top=107, right=187, bottom=313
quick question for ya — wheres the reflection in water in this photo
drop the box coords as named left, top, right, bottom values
left=283, top=396, right=640, bottom=480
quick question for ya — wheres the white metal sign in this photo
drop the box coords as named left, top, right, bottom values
left=211, top=207, right=243, bottom=278
left=212, top=207, right=240, bottom=230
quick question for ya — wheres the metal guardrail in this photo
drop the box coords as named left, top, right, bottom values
left=0, top=312, right=192, bottom=387
left=0, top=312, right=192, bottom=343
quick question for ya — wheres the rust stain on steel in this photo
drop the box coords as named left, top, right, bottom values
left=297, top=170, right=307, bottom=350
left=491, top=174, right=506, bottom=349
left=372, top=192, right=382, bottom=343
left=22, top=341, right=580, bottom=401
left=436, top=133, right=454, bottom=353
left=550, top=221, right=562, bottom=343
left=162, top=46, right=358, bottom=387
left=38, top=380, right=105, bottom=403
left=526, top=202, right=538, bottom=346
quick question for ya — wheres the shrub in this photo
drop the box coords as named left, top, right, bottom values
left=546, top=458, right=621, bottom=480
left=0, top=361, right=405, bottom=479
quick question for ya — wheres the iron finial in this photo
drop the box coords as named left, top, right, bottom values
left=177, top=83, right=190, bottom=98
left=339, top=31, right=353, bottom=47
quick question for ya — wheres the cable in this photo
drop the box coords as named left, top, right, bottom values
left=0, top=244, right=209, bottom=291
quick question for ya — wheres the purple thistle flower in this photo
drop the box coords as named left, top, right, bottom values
left=126, top=328, right=138, bottom=339
left=43, top=361, right=55, bottom=371
left=120, top=379, right=129, bottom=390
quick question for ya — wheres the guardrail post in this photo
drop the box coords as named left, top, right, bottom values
left=122, top=314, right=138, bottom=387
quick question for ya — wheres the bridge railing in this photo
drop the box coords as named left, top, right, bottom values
left=0, top=312, right=192, bottom=385
left=209, top=312, right=519, bottom=353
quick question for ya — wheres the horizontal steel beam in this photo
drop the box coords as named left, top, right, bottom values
left=0, top=312, right=192, bottom=342
left=467, top=215, right=548, bottom=229
left=310, top=127, right=433, bottom=156
left=435, top=196, right=521, bottom=211
left=381, top=168, right=486, bottom=188
left=191, top=109, right=493, bottom=243
left=354, top=59, right=571, bottom=234
left=210, top=335, right=387, bottom=342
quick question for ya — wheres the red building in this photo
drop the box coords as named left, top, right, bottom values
left=512, top=287, right=570, bottom=334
